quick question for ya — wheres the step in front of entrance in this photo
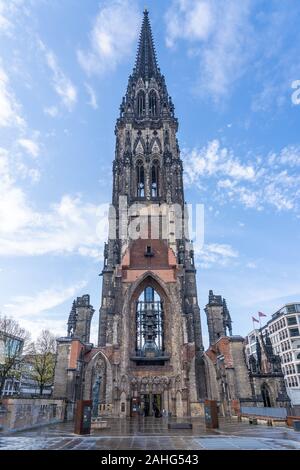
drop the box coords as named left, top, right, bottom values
left=168, top=423, right=193, bottom=430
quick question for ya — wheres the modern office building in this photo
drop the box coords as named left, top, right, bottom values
left=245, top=303, right=300, bottom=406
left=0, top=331, right=24, bottom=396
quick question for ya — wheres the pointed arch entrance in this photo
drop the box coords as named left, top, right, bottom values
left=261, top=383, right=272, bottom=407
left=123, top=272, right=185, bottom=417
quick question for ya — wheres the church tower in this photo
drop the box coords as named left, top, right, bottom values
left=53, top=10, right=290, bottom=419
left=98, top=10, right=206, bottom=417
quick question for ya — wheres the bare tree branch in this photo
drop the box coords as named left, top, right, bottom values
left=26, top=330, right=56, bottom=396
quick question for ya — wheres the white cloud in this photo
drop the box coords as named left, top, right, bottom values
left=277, top=146, right=300, bottom=167
left=0, top=146, right=108, bottom=256
left=184, top=140, right=256, bottom=184
left=4, top=281, right=87, bottom=318
left=235, top=280, right=300, bottom=309
left=246, top=262, right=257, bottom=269
left=166, top=2, right=300, bottom=107
left=0, top=193, right=109, bottom=258
left=0, top=60, right=42, bottom=203
left=0, top=65, right=25, bottom=128
left=0, top=54, right=42, bottom=185
left=77, top=0, right=139, bottom=75
left=0, top=0, right=25, bottom=36
left=18, top=138, right=40, bottom=158
left=44, top=105, right=58, bottom=118
left=2, top=280, right=88, bottom=339
left=166, top=0, right=214, bottom=48
left=250, top=7, right=300, bottom=112
left=196, top=243, right=238, bottom=269
left=165, top=0, right=253, bottom=99
left=0, top=148, right=35, bottom=234
left=39, top=41, right=77, bottom=111
left=0, top=8, right=12, bottom=34
left=85, top=83, right=98, bottom=109
left=16, top=163, right=40, bottom=183
left=184, top=140, right=300, bottom=214
left=20, top=317, right=67, bottom=340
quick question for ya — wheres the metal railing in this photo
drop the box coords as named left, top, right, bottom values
left=240, top=406, right=287, bottom=418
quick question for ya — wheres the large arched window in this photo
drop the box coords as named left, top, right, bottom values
left=136, top=160, right=145, bottom=197
left=149, top=90, right=158, bottom=117
left=136, top=287, right=164, bottom=357
left=151, top=159, right=159, bottom=197
left=137, top=90, right=146, bottom=117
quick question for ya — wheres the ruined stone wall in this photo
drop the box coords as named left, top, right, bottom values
left=205, top=305, right=225, bottom=345
left=74, top=305, right=93, bottom=343
left=250, top=374, right=290, bottom=407
left=53, top=339, right=72, bottom=398
left=0, top=398, right=66, bottom=432
left=230, top=339, right=253, bottom=400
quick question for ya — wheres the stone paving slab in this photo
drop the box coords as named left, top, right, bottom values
left=1, top=417, right=300, bottom=450
left=1, top=435, right=300, bottom=450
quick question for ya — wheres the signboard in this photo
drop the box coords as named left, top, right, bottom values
left=74, top=400, right=92, bottom=435
left=204, top=404, right=212, bottom=425
left=204, top=400, right=219, bottom=429
left=82, top=403, right=92, bottom=433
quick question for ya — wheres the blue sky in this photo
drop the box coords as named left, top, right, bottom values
left=0, top=0, right=300, bottom=347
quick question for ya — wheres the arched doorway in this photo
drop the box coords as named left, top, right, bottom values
left=261, top=383, right=272, bottom=407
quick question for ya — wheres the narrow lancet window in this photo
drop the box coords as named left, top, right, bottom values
left=136, top=160, right=145, bottom=197
left=149, top=90, right=158, bottom=116
left=137, top=90, right=146, bottom=117
left=151, top=160, right=159, bottom=197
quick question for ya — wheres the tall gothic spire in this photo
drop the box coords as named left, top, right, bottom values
left=134, top=9, right=159, bottom=80
left=118, top=9, right=176, bottom=128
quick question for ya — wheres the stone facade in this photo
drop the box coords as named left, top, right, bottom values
left=95, top=10, right=206, bottom=417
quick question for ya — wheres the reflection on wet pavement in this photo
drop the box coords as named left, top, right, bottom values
left=1, top=417, right=300, bottom=450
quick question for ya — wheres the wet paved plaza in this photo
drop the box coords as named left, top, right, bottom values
left=1, top=417, right=300, bottom=450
